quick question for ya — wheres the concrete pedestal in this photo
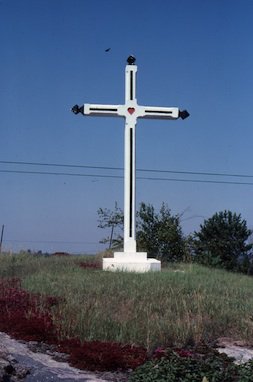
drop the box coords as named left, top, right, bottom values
left=103, top=252, right=161, bottom=272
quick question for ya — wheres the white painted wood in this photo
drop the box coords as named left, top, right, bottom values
left=75, top=57, right=188, bottom=272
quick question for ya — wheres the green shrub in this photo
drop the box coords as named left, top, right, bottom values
left=193, top=210, right=252, bottom=272
left=128, top=347, right=253, bottom=382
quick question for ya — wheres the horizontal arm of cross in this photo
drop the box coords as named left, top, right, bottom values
left=138, top=106, right=180, bottom=120
left=82, top=104, right=125, bottom=118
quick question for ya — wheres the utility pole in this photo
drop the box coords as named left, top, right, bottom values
left=0, top=225, right=4, bottom=253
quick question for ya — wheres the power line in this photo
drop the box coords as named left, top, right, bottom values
left=138, top=168, right=253, bottom=179
left=0, top=160, right=122, bottom=172
left=4, top=239, right=102, bottom=245
left=1, top=159, right=253, bottom=179
left=138, top=176, right=253, bottom=186
left=1, top=169, right=253, bottom=186
left=0, top=169, right=122, bottom=179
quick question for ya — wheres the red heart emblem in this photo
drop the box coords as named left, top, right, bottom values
left=128, top=107, right=135, bottom=115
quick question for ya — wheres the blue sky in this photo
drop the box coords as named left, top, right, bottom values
left=1, top=0, right=253, bottom=253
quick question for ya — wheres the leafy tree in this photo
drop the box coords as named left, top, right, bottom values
left=137, top=202, right=186, bottom=262
left=97, top=202, right=123, bottom=249
left=98, top=202, right=187, bottom=263
left=193, top=210, right=252, bottom=271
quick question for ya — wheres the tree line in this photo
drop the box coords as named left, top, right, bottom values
left=98, top=202, right=253, bottom=274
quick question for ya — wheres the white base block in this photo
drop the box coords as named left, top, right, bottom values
left=103, top=252, right=161, bottom=272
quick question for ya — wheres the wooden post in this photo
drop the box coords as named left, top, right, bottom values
left=0, top=225, right=4, bottom=253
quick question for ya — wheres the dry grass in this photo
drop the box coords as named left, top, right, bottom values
left=1, top=253, right=253, bottom=350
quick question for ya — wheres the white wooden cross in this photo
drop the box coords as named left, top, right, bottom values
left=72, top=56, right=189, bottom=269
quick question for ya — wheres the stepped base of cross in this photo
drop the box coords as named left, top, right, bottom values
left=103, top=251, right=161, bottom=272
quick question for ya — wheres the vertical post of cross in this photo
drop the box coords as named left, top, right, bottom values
left=124, top=56, right=137, bottom=253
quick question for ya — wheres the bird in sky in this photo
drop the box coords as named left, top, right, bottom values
left=105, top=48, right=111, bottom=52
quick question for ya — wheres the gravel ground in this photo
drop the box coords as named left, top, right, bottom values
left=0, top=332, right=130, bottom=382
left=1, top=331, right=253, bottom=381
left=216, top=337, right=253, bottom=364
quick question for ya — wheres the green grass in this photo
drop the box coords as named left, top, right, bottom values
left=1, top=253, right=253, bottom=350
